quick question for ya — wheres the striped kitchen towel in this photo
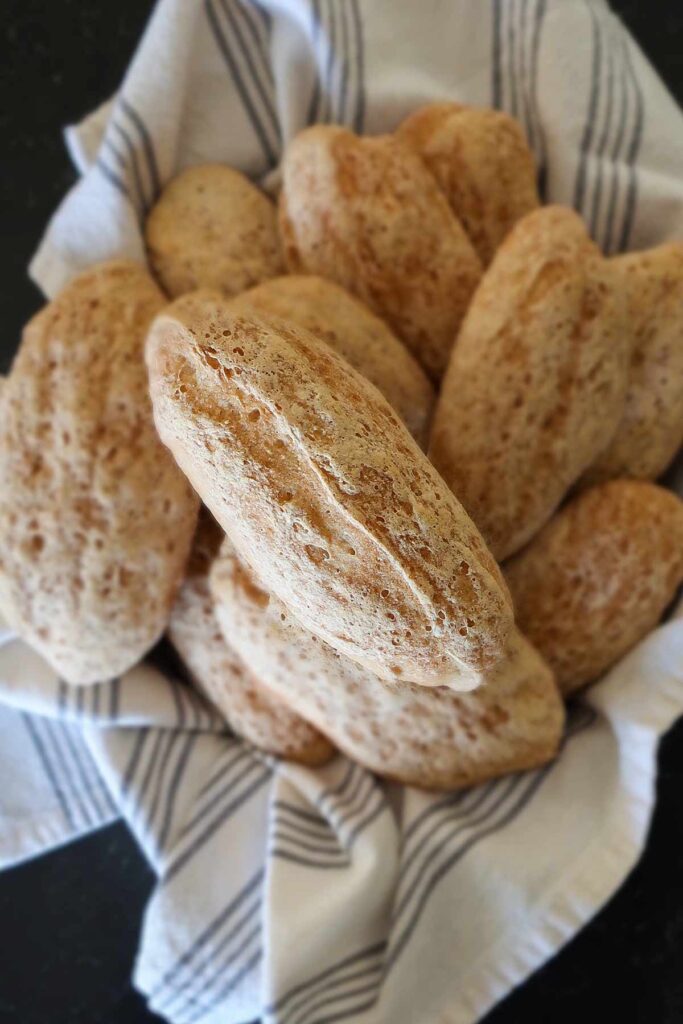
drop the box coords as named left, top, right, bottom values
left=2, top=1, right=682, bottom=1022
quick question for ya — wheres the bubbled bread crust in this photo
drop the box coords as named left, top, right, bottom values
left=430, top=206, right=630, bottom=560
left=146, top=291, right=514, bottom=689
left=169, top=510, right=334, bottom=765
left=211, top=537, right=564, bottom=791
left=397, top=102, right=539, bottom=265
left=146, top=164, right=283, bottom=298
left=229, top=275, right=434, bottom=446
left=582, top=242, right=683, bottom=485
left=505, top=480, right=683, bottom=694
left=279, top=125, right=482, bottom=381
left=0, top=261, right=199, bottom=684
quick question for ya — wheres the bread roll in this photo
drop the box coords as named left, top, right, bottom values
left=0, top=261, right=199, bottom=684
left=505, top=480, right=683, bottom=695
left=229, top=275, right=434, bottom=446
left=210, top=536, right=564, bottom=790
left=279, top=125, right=482, bottom=381
left=146, top=291, right=514, bottom=690
left=168, top=510, right=334, bottom=765
left=430, top=206, right=629, bottom=560
left=397, top=102, right=539, bottom=265
left=145, top=164, right=283, bottom=298
left=582, top=242, right=683, bottom=485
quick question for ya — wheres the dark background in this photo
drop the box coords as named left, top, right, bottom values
left=1, top=2, right=683, bottom=1022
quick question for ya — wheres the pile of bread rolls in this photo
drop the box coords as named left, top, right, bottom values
left=1, top=103, right=682, bottom=791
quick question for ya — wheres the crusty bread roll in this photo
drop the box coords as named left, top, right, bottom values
left=397, top=102, right=539, bottom=265
left=168, top=510, right=334, bottom=765
left=505, top=480, right=683, bottom=695
left=145, top=164, right=283, bottom=298
left=0, top=261, right=199, bottom=685
left=229, top=275, right=434, bottom=447
left=210, top=536, right=564, bottom=790
left=279, top=125, right=482, bottom=381
left=146, top=291, right=514, bottom=690
left=429, top=206, right=630, bottom=561
left=582, top=242, right=683, bottom=485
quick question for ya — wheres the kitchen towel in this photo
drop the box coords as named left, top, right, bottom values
left=2, top=1, right=683, bottom=1022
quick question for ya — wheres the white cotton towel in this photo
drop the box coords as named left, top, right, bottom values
left=2, top=1, right=683, bottom=1022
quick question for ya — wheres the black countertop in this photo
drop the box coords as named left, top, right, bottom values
left=1, top=2, right=683, bottom=1022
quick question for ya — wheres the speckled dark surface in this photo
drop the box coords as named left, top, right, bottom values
left=0, top=2, right=682, bottom=1022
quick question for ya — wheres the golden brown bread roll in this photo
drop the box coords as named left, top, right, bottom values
left=397, top=102, right=539, bottom=265
left=279, top=125, right=482, bottom=381
left=145, top=164, right=283, bottom=298
left=504, top=480, right=683, bottom=695
left=582, top=242, right=683, bottom=485
left=168, top=510, right=334, bottom=765
left=429, top=205, right=630, bottom=561
left=146, top=291, right=514, bottom=690
left=229, top=275, right=435, bottom=447
left=210, top=536, right=564, bottom=791
left=0, top=261, right=199, bottom=685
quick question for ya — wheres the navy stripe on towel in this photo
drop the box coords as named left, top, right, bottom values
left=264, top=941, right=386, bottom=1020
left=205, top=0, right=278, bottom=167
left=119, top=96, right=162, bottom=199
left=21, top=712, right=76, bottom=829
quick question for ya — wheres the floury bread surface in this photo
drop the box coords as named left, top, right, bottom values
left=397, top=102, right=539, bottom=265
left=429, top=206, right=630, bottom=560
left=229, top=275, right=434, bottom=447
left=279, top=125, right=482, bottom=381
left=146, top=291, right=514, bottom=690
left=0, top=261, right=199, bottom=685
left=210, top=536, right=564, bottom=790
left=145, top=164, right=283, bottom=298
left=168, top=511, right=334, bottom=765
left=505, top=481, right=683, bottom=695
